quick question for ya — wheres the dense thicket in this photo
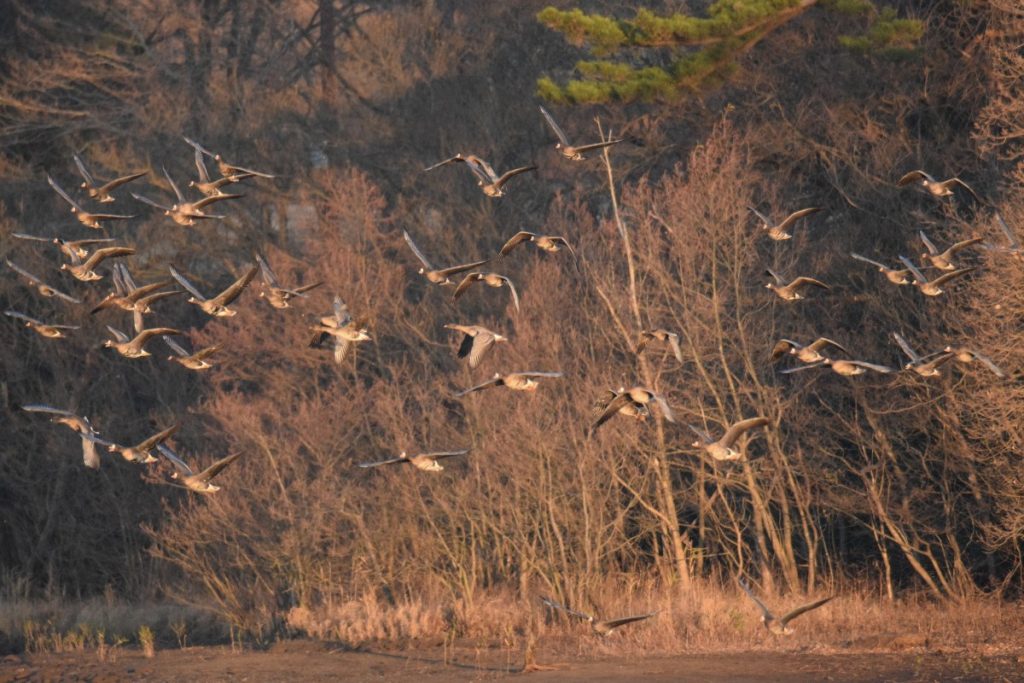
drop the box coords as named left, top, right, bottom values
left=1, top=0, right=1022, bottom=641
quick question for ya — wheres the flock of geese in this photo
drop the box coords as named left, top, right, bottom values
left=6, top=103, right=1020, bottom=638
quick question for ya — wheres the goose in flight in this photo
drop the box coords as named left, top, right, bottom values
left=72, top=153, right=146, bottom=203
left=918, top=231, right=983, bottom=271
left=188, top=147, right=255, bottom=197
left=20, top=404, right=107, bottom=469
left=165, top=336, right=219, bottom=371
left=540, top=596, right=657, bottom=637
left=4, top=310, right=79, bottom=339
left=749, top=206, right=821, bottom=241
left=850, top=253, right=912, bottom=285
left=157, top=443, right=241, bottom=493
left=13, top=233, right=116, bottom=262
left=358, top=449, right=469, bottom=472
left=898, top=256, right=974, bottom=297
left=184, top=136, right=276, bottom=179
left=60, top=246, right=135, bottom=282
left=309, top=296, right=371, bottom=364
left=452, top=272, right=520, bottom=313
left=403, top=230, right=489, bottom=285
left=5, top=260, right=81, bottom=303
left=636, top=329, right=683, bottom=363
left=498, top=231, right=575, bottom=258
left=46, top=174, right=135, bottom=229
left=91, top=263, right=175, bottom=315
left=765, top=269, right=830, bottom=301
left=538, top=106, right=623, bottom=160
left=104, top=324, right=183, bottom=359
left=455, top=371, right=562, bottom=397
left=424, top=153, right=536, bottom=197
left=690, top=416, right=769, bottom=461
left=941, top=346, right=1006, bottom=378
left=592, top=386, right=675, bottom=432
left=771, top=338, right=848, bottom=365
left=107, top=424, right=178, bottom=464
left=596, top=388, right=650, bottom=423
left=897, top=170, right=982, bottom=203
left=892, top=331, right=955, bottom=377
left=444, top=324, right=507, bottom=368
left=738, top=577, right=834, bottom=636
left=255, top=252, right=323, bottom=309
left=170, top=264, right=258, bottom=317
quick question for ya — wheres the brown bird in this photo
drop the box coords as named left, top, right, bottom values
left=170, top=264, right=258, bottom=317
left=499, top=231, right=575, bottom=258
left=72, top=153, right=146, bottom=203
left=12, top=233, right=117, bottom=262
left=20, top=404, right=108, bottom=469
left=892, top=332, right=955, bottom=377
left=61, top=246, right=135, bottom=282
left=91, top=263, right=174, bottom=316
left=165, top=336, right=220, bottom=371
left=358, top=449, right=469, bottom=472
left=690, top=416, right=769, bottom=461
left=540, top=596, right=657, bottom=637
left=850, top=253, right=912, bottom=285
left=749, top=206, right=821, bottom=241
left=106, top=424, right=178, bottom=464
left=104, top=324, right=183, bottom=359
left=897, top=170, right=983, bottom=203
left=188, top=146, right=255, bottom=196
left=309, top=296, right=371, bottom=364
left=898, top=256, right=974, bottom=297
left=538, top=106, right=623, bottom=160
left=592, top=386, right=675, bottom=432
left=918, top=231, right=983, bottom=271
left=455, top=371, right=562, bottom=397
left=636, top=329, right=683, bottom=363
left=47, top=174, right=135, bottom=229
left=595, top=389, right=650, bottom=423
left=444, top=324, right=507, bottom=368
left=255, top=252, right=323, bottom=309
left=5, top=260, right=81, bottom=303
left=771, top=338, right=848, bottom=365
left=425, top=153, right=536, bottom=197
left=765, top=269, right=830, bottom=301
left=184, top=136, right=275, bottom=179
left=4, top=310, right=79, bottom=339
left=738, top=577, right=834, bottom=636
left=403, top=230, right=490, bottom=285
left=452, top=272, right=520, bottom=313
left=157, top=443, right=241, bottom=493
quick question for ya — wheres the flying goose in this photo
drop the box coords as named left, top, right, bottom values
left=46, top=174, right=135, bottom=229
left=184, top=136, right=275, bottom=179
left=189, top=147, right=255, bottom=196
left=4, top=310, right=79, bottom=339
left=499, top=231, right=575, bottom=258
left=403, top=230, right=490, bottom=284
left=20, top=404, right=106, bottom=469
left=107, top=424, right=177, bottom=464
left=592, top=386, right=675, bottom=432
left=452, top=272, right=520, bottom=313
left=309, top=296, right=371, bottom=363
left=455, top=371, right=562, bottom=397
left=898, top=256, right=974, bottom=297
left=72, top=153, right=146, bottom=203
left=765, top=269, right=830, bottom=301
left=255, top=252, right=323, bottom=309
left=738, top=577, right=834, bottom=636
left=358, top=449, right=469, bottom=472
left=165, top=336, right=220, bottom=371
left=424, top=153, right=536, bottom=197
left=91, top=264, right=173, bottom=314
left=782, top=358, right=896, bottom=376
left=749, top=206, right=821, bottom=241
left=636, top=329, right=683, bottom=363
left=444, top=324, right=507, bottom=368
left=892, top=331, right=955, bottom=377
left=540, top=596, right=657, bottom=637
left=60, top=246, right=135, bottom=282
left=538, top=106, right=623, bottom=160
left=918, top=231, right=983, bottom=271
left=170, top=264, right=258, bottom=317
left=850, top=252, right=912, bottom=285
left=156, top=443, right=240, bottom=493
left=131, top=191, right=224, bottom=226
left=690, top=416, right=769, bottom=461
left=5, top=260, right=81, bottom=303
left=104, top=324, right=183, bottom=358
left=941, top=346, right=1006, bottom=378
left=771, top=338, right=848, bottom=364
left=13, top=233, right=117, bottom=262
left=596, top=388, right=650, bottom=423
left=897, top=170, right=982, bottom=203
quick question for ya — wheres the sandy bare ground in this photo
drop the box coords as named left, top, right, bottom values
left=3, top=643, right=1023, bottom=683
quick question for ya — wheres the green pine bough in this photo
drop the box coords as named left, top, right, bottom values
left=536, top=1, right=923, bottom=104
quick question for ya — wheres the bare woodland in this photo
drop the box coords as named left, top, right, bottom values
left=2, top=0, right=1024, bottom=653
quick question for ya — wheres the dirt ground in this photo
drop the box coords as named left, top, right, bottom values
left=3, top=643, right=1023, bottom=683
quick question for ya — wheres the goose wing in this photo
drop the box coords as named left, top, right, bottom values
left=194, top=147, right=211, bottom=183
left=96, top=171, right=146, bottom=196
left=210, top=264, right=259, bottom=306
left=106, top=325, right=130, bottom=343
left=467, top=331, right=496, bottom=368
left=929, top=266, right=975, bottom=287
left=502, top=276, right=521, bottom=313
left=499, top=231, right=536, bottom=256
left=183, top=136, right=215, bottom=157
left=162, top=166, right=185, bottom=203
left=292, top=281, right=324, bottom=295
left=848, top=360, right=896, bottom=374
left=653, top=393, right=676, bottom=423
left=163, top=335, right=190, bottom=357
left=454, top=375, right=504, bottom=397
left=72, top=153, right=96, bottom=186
left=540, top=596, right=593, bottom=623
left=418, top=450, right=470, bottom=461
left=493, top=165, right=537, bottom=190
left=46, top=174, right=83, bottom=211
left=221, top=162, right=274, bottom=179
left=668, top=333, right=683, bottom=363
left=970, top=351, right=1006, bottom=378
left=776, top=207, right=821, bottom=232
left=195, top=452, right=241, bottom=482
left=897, top=169, right=933, bottom=186
left=131, top=327, right=182, bottom=348
left=600, top=612, right=658, bottom=630
left=136, top=424, right=179, bottom=452
left=539, top=106, right=571, bottom=146
left=157, top=443, right=194, bottom=477
left=807, top=337, right=848, bottom=355
left=12, top=233, right=53, bottom=245
left=131, top=192, right=172, bottom=212
left=790, top=276, right=830, bottom=291
left=402, top=230, right=435, bottom=270
left=688, top=424, right=714, bottom=445
left=357, top=456, right=408, bottom=468
left=572, top=139, right=624, bottom=154
left=949, top=177, right=983, bottom=204
left=20, top=403, right=77, bottom=418
left=850, top=252, right=890, bottom=270
left=81, top=246, right=135, bottom=272
left=737, top=578, right=775, bottom=622
left=778, top=596, right=834, bottom=628
left=255, top=252, right=279, bottom=287
left=995, top=211, right=1020, bottom=250
left=764, top=268, right=783, bottom=285
left=591, top=392, right=631, bottom=432
left=81, top=433, right=101, bottom=469
left=333, top=336, right=351, bottom=364
left=892, top=331, right=921, bottom=363
left=945, top=236, right=984, bottom=255
left=191, top=345, right=220, bottom=361
left=452, top=273, right=482, bottom=301
left=918, top=230, right=939, bottom=255
left=333, top=296, right=352, bottom=326
left=423, top=155, right=464, bottom=172
left=720, top=416, right=769, bottom=448
left=192, top=193, right=243, bottom=210
left=4, top=310, right=45, bottom=326
left=81, top=210, right=135, bottom=221
left=169, top=266, right=207, bottom=301
left=770, top=339, right=799, bottom=360
left=438, top=259, right=491, bottom=279
left=747, top=206, right=772, bottom=225
left=897, top=255, right=927, bottom=283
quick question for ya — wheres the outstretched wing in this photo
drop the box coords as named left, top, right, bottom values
left=157, top=443, right=193, bottom=477
left=46, top=174, right=83, bottom=211
left=737, top=577, right=775, bottom=622
left=601, top=612, right=658, bottom=630
left=72, top=153, right=96, bottom=186
left=136, top=424, right=179, bottom=452
left=747, top=206, right=772, bottom=225
left=169, top=266, right=207, bottom=301
left=994, top=211, right=1021, bottom=250
left=850, top=252, right=889, bottom=270
left=493, top=165, right=537, bottom=190
left=163, top=335, right=190, bottom=357
left=946, top=236, right=984, bottom=255
left=452, top=273, right=481, bottom=301
left=779, top=596, right=834, bottom=628
left=591, top=392, right=631, bottom=432
left=193, top=147, right=211, bottom=183
left=572, top=139, right=623, bottom=154
left=653, top=393, right=676, bottom=423
left=357, top=456, right=408, bottom=468
left=897, top=169, right=931, bottom=186
left=777, top=207, right=821, bottom=232
left=918, top=230, right=938, bottom=255
left=499, top=231, right=536, bottom=256
left=467, top=332, right=495, bottom=368
left=538, top=106, right=571, bottom=147
left=97, top=171, right=147, bottom=196
left=131, top=192, right=172, bottom=212
left=437, top=259, right=491, bottom=278
left=791, top=276, right=830, bottom=291
left=849, top=360, right=896, bottom=374
left=255, top=252, right=279, bottom=287
left=720, top=416, right=769, bottom=448
left=162, top=166, right=185, bottom=203
left=892, top=331, right=920, bottom=363
left=423, top=155, right=464, bottom=172
left=897, top=256, right=927, bottom=283
left=212, top=264, right=259, bottom=306
left=454, top=376, right=503, bottom=397
left=4, top=310, right=44, bottom=325
left=930, top=266, right=975, bottom=287
left=196, top=452, right=241, bottom=482
left=539, top=596, right=593, bottom=623
left=503, top=276, right=521, bottom=313
left=402, top=230, right=434, bottom=270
